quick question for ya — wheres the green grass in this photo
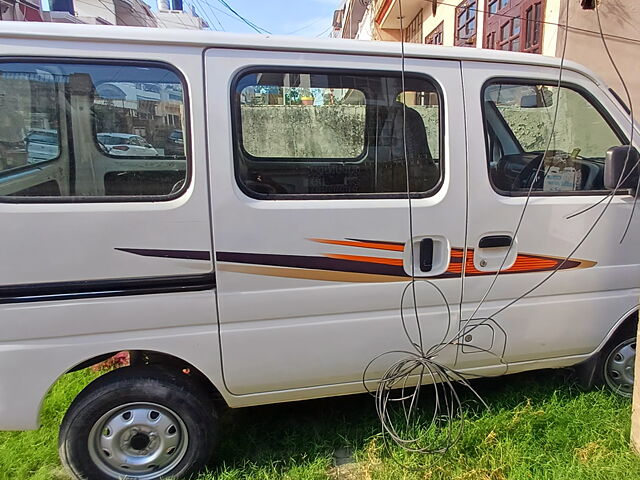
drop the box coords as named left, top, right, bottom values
left=1, top=368, right=639, bottom=479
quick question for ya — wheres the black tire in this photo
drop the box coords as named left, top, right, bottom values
left=59, top=366, right=217, bottom=480
left=593, top=322, right=637, bottom=397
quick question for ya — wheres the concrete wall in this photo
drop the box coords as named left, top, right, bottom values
left=498, top=105, right=620, bottom=158
left=156, top=10, right=203, bottom=30
left=240, top=101, right=621, bottom=161
left=241, top=105, right=441, bottom=159
left=558, top=1, right=640, bottom=114
left=375, top=28, right=402, bottom=42
left=241, top=105, right=366, bottom=159
left=356, top=5, right=375, bottom=40
left=74, top=0, right=116, bottom=24
left=113, top=0, right=157, bottom=27
left=542, top=0, right=562, bottom=57
left=69, top=0, right=157, bottom=26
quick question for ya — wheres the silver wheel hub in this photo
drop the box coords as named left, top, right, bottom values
left=605, top=338, right=636, bottom=397
left=88, top=402, right=188, bottom=479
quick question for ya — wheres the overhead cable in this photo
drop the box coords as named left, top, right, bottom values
left=215, top=0, right=271, bottom=34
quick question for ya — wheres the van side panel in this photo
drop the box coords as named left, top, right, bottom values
left=0, top=39, right=212, bottom=285
left=0, top=292, right=220, bottom=430
left=0, top=38, right=221, bottom=430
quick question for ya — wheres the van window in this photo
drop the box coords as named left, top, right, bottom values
left=234, top=70, right=442, bottom=197
left=0, top=61, right=188, bottom=200
left=483, top=81, right=624, bottom=194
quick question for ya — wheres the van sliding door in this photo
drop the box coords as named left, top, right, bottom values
left=207, top=49, right=468, bottom=395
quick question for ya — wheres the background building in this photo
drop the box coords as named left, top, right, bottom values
left=0, top=0, right=44, bottom=21
left=156, top=0, right=206, bottom=30
left=336, top=0, right=639, bottom=111
left=45, top=0, right=158, bottom=26
left=1, top=0, right=204, bottom=28
left=331, top=0, right=368, bottom=39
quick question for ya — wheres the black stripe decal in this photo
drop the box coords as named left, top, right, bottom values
left=116, top=248, right=211, bottom=261
left=0, top=273, right=215, bottom=305
left=216, top=251, right=408, bottom=278
left=345, top=238, right=405, bottom=246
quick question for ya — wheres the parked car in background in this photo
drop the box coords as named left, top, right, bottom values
left=25, top=129, right=59, bottom=164
left=97, top=133, right=159, bottom=157
left=165, top=129, right=185, bottom=156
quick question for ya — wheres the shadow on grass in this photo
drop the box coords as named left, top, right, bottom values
left=207, top=368, right=584, bottom=475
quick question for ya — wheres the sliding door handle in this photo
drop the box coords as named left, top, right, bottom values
left=478, top=235, right=512, bottom=249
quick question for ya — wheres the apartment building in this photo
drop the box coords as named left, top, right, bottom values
left=0, top=0, right=44, bottom=21
left=1, top=0, right=205, bottom=28
left=332, top=0, right=368, bottom=38
left=339, top=0, right=639, bottom=112
left=44, top=0, right=157, bottom=26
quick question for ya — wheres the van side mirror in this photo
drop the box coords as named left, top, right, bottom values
left=605, top=145, right=640, bottom=193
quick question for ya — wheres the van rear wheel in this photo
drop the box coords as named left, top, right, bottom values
left=59, top=366, right=217, bottom=480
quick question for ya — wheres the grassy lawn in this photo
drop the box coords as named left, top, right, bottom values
left=1, top=368, right=639, bottom=479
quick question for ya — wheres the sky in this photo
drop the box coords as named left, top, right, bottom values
left=159, top=0, right=341, bottom=37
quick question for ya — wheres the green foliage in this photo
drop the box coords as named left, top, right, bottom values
left=1, top=369, right=639, bottom=479
left=0, top=369, right=98, bottom=480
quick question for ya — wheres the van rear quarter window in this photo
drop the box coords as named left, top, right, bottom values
left=234, top=70, right=442, bottom=198
left=0, top=60, right=188, bottom=200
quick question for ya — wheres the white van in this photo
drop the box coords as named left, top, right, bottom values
left=0, top=22, right=638, bottom=480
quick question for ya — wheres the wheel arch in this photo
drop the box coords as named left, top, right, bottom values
left=39, top=349, right=228, bottom=426
left=597, top=307, right=638, bottom=352
left=574, top=307, right=638, bottom=390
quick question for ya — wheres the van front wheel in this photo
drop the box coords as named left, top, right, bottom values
left=59, top=366, right=217, bottom=480
left=603, top=337, right=636, bottom=398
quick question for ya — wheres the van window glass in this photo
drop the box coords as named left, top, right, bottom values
left=0, top=61, right=188, bottom=200
left=484, top=82, right=623, bottom=194
left=235, top=71, right=442, bottom=197
left=241, top=83, right=366, bottom=159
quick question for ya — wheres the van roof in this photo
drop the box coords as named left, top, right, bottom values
left=0, top=22, right=604, bottom=86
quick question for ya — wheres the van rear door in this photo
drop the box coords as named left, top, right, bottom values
left=206, top=48, right=468, bottom=395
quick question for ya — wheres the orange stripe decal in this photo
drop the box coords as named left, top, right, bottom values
left=217, top=242, right=595, bottom=283
left=445, top=250, right=575, bottom=275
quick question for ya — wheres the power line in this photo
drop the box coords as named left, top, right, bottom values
left=315, top=25, right=332, bottom=38
left=285, top=17, right=327, bottom=36
left=187, top=0, right=226, bottom=31
left=214, top=0, right=270, bottom=34
left=594, top=2, right=637, bottom=244
left=205, top=2, right=225, bottom=31
left=186, top=0, right=219, bottom=30
left=196, top=0, right=264, bottom=33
